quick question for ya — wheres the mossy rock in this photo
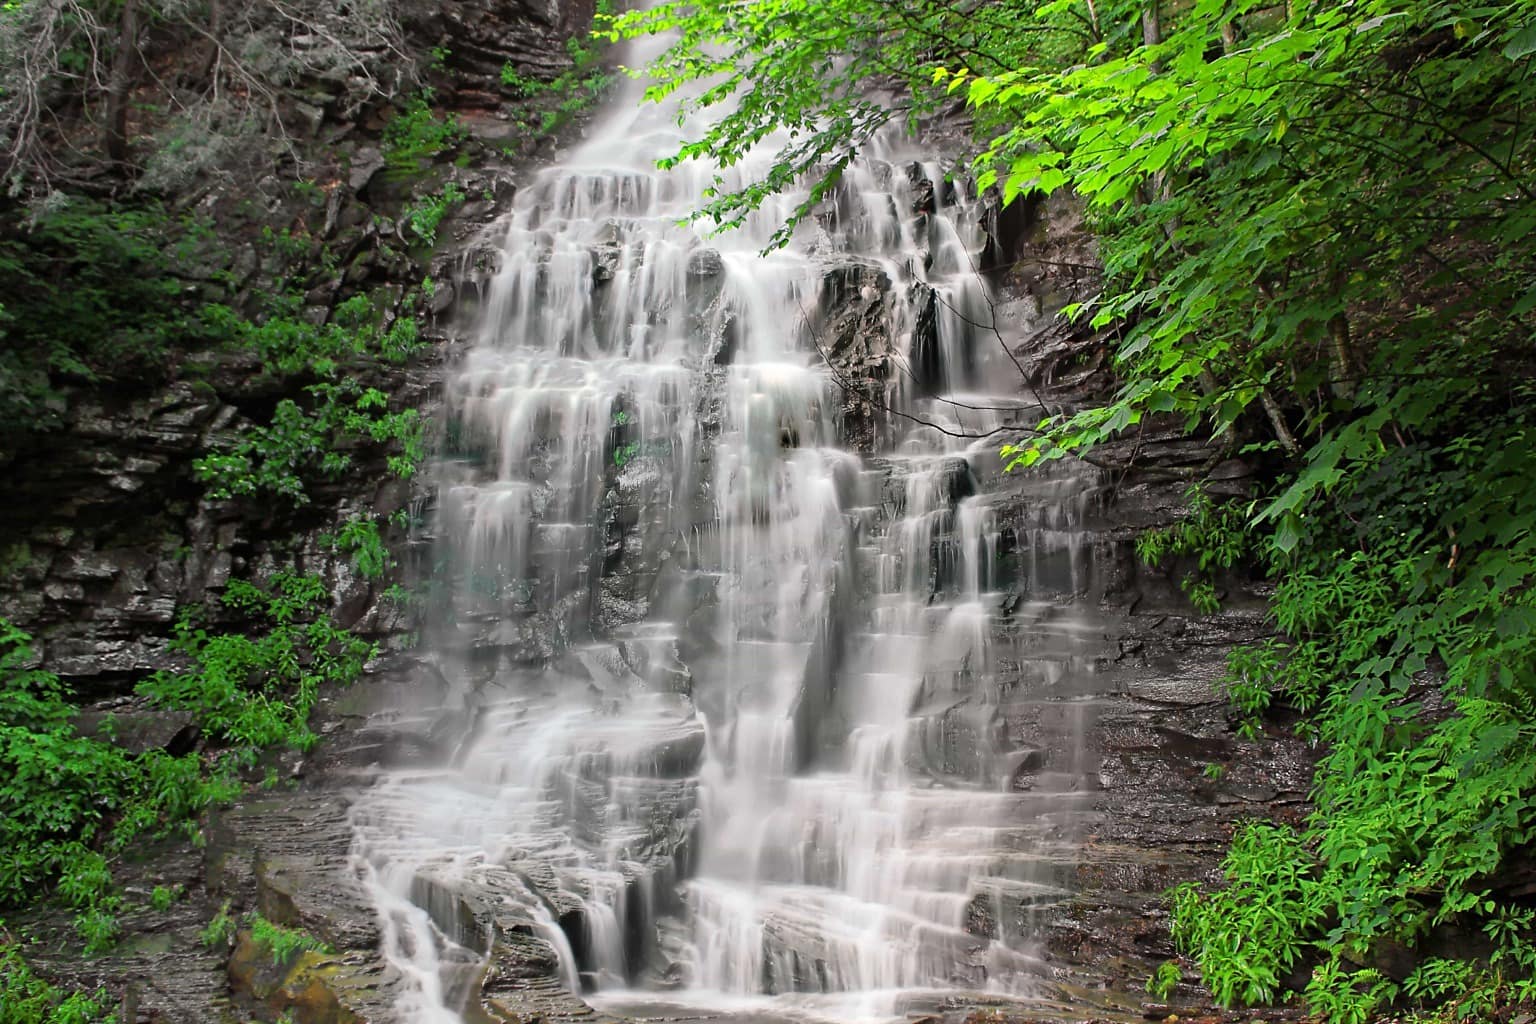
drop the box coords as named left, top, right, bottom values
left=228, top=930, right=361, bottom=1024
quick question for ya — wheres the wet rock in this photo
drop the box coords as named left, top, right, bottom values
left=227, top=934, right=363, bottom=1024
left=642, top=722, right=706, bottom=777
left=686, top=247, right=723, bottom=278
left=592, top=243, right=622, bottom=283
left=74, top=706, right=197, bottom=755
left=55, top=551, right=122, bottom=582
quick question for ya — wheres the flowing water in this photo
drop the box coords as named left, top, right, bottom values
left=349, top=55, right=1108, bottom=1024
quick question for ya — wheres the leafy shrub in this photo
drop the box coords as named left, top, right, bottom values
left=199, top=901, right=236, bottom=949
left=1170, top=821, right=1328, bottom=1006
left=403, top=182, right=466, bottom=247
left=0, top=620, right=225, bottom=948
left=1302, top=958, right=1396, bottom=1024
left=192, top=291, right=426, bottom=506
left=248, top=914, right=331, bottom=965
left=326, top=514, right=393, bottom=580
left=0, top=198, right=191, bottom=437
left=0, top=938, right=115, bottom=1024
left=139, top=573, right=375, bottom=753
left=2, top=569, right=372, bottom=949
left=1135, top=485, right=1252, bottom=617
left=381, top=92, right=464, bottom=178
left=1169, top=424, right=1536, bottom=1017
left=1145, top=959, right=1181, bottom=1000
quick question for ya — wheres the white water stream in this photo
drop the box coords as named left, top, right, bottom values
left=349, top=45, right=1105, bottom=1024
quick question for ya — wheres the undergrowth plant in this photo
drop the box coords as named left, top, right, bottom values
left=324, top=512, right=395, bottom=580
left=403, top=182, right=466, bottom=247
left=139, top=572, right=375, bottom=754
left=0, top=936, right=115, bottom=1024
left=2, top=568, right=373, bottom=952
left=0, top=621, right=233, bottom=953
left=193, top=290, right=426, bottom=507
left=248, top=914, right=331, bottom=965
left=381, top=91, right=464, bottom=179
left=500, top=6, right=613, bottom=139
left=1135, top=485, right=1253, bottom=618
left=1160, top=420, right=1536, bottom=1018
left=199, top=901, right=237, bottom=950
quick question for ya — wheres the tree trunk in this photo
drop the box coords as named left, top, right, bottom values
left=199, top=0, right=225, bottom=82
left=1328, top=311, right=1358, bottom=400
left=1084, top=0, right=1102, bottom=40
left=103, top=0, right=141, bottom=166
left=1260, top=388, right=1300, bottom=454
left=1141, top=4, right=1160, bottom=48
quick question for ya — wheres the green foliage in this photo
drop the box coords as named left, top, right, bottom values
left=1170, top=821, right=1329, bottom=1006
left=199, top=901, right=236, bottom=949
left=1403, top=957, right=1475, bottom=1003
left=382, top=93, right=464, bottom=179
left=0, top=198, right=191, bottom=437
left=1136, top=486, right=1252, bottom=614
left=202, top=291, right=420, bottom=378
left=2, top=563, right=374, bottom=949
left=1145, top=959, right=1181, bottom=1000
left=1166, top=427, right=1536, bottom=1015
left=0, top=619, right=227, bottom=947
left=139, top=573, right=375, bottom=753
left=0, top=938, right=116, bottom=1024
left=148, top=885, right=178, bottom=911
left=1303, top=957, right=1396, bottom=1024
left=613, top=441, right=641, bottom=468
left=193, top=291, right=426, bottom=506
left=499, top=18, right=613, bottom=139
left=248, top=914, right=331, bottom=965
left=976, top=4, right=1536, bottom=486
left=193, top=384, right=423, bottom=506
left=403, top=182, right=466, bottom=247
left=325, top=514, right=394, bottom=580
left=70, top=903, right=118, bottom=956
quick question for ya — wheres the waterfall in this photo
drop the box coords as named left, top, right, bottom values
left=350, top=42, right=1108, bottom=1024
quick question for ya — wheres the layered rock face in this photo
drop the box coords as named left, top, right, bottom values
left=0, top=0, right=613, bottom=692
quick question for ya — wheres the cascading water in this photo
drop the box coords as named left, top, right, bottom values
left=349, top=45, right=1109, bottom=1024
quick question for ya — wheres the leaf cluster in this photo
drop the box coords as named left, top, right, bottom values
left=0, top=619, right=233, bottom=951
left=1167, top=418, right=1536, bottom=1016
left=381, top=91, right=465, bottom=180
left=499, top=12, right=615, bottom=140
left=0, top=197, right=192, bottom=439
left=192, top=289, right=427, bottom=506
left=402, top=182, right=465, bottom=247
left=247, top=913, right=331, bottom=965
left=138, top=572, right=375, bottom=752
left=0, top=937, right=114, bottom=1024
left=1, top=571, right=371, bottom=952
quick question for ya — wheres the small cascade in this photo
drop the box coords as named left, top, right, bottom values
left=349, top=43, right=1112, bottom=1024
